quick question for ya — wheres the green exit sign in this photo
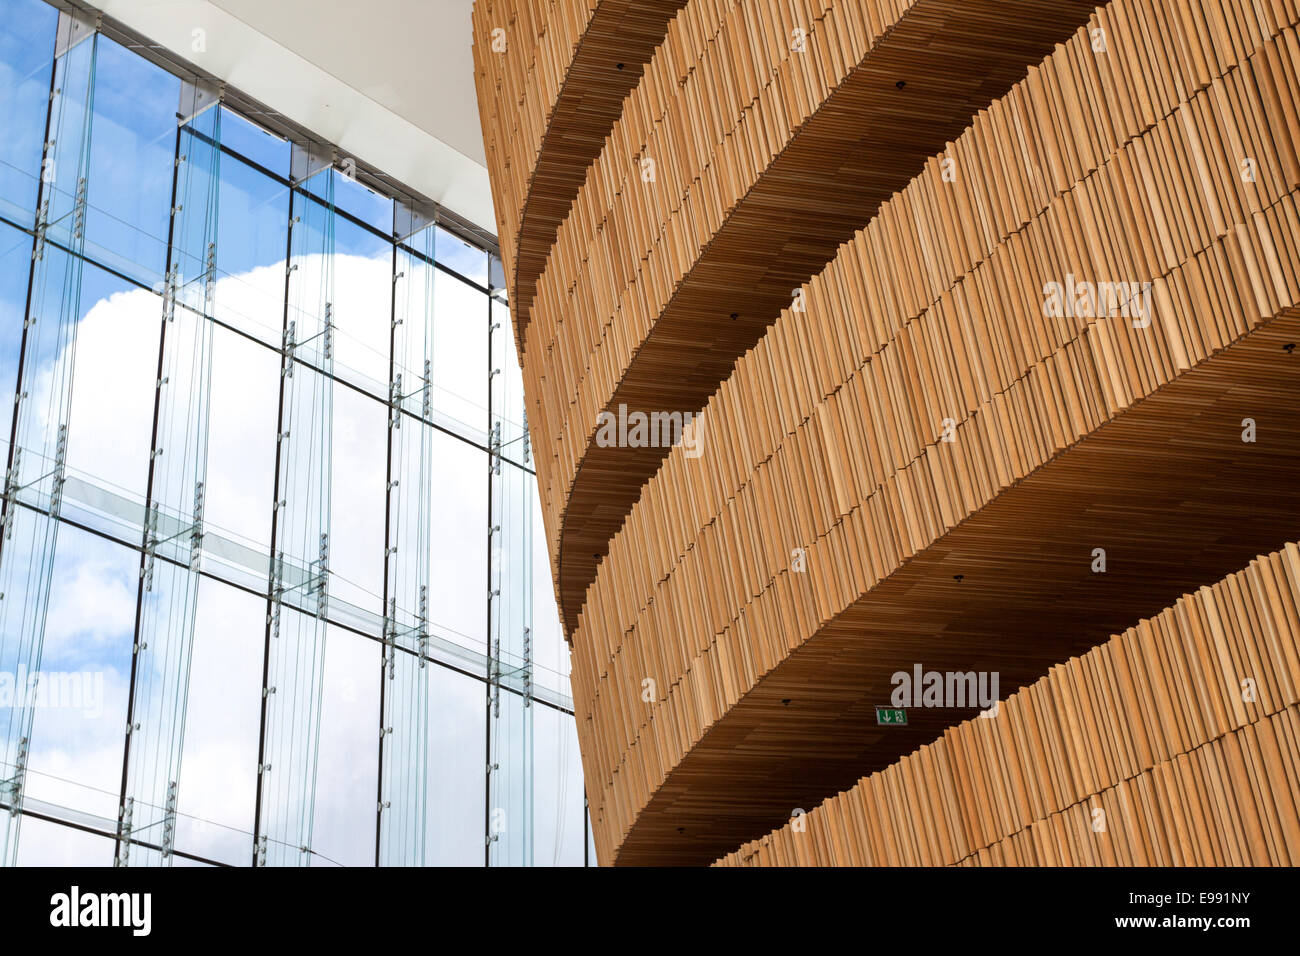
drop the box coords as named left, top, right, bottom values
left=876, top=707, right=908, bottom=726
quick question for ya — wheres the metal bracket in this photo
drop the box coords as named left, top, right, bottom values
left=290, top=140, right=333, bottom=187
left=55, top=8, right=97, bottom=59
left=178, top=78, right=222, bottom=128
left=394, top=196, right=439, bottom=243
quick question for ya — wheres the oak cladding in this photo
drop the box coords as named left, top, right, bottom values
left=569, top=2, right=1300, bottom=863
left=511, top=0, right=1100, bottom=636
left=472, top=0, right=1300, bottom=866
left=472, top=0, right=686, bottom=350
left=717, top=542, right=1300, bottom=866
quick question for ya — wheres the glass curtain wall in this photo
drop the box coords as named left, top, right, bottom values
left=0, top=0, right=589, bottom=866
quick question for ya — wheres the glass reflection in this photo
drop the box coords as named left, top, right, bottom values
left=0, top=4, right=586, bottom=868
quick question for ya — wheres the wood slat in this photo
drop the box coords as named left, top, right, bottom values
left=566, top=2, right=1300, bottom=864
left=475, top=0, right=1300, bottom=865
left=493, top=0, right=1101, bottom=635
left=472, top=0, right=686, bottom=350
left=717, top=542, right=1300, bottom=866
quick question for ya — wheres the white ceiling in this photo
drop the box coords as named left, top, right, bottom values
left=206, top=0, right=485, bottom=165
left=89, top=0, right=494, bottom=231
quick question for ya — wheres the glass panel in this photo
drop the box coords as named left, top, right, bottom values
left=488, top=687, right=531, bottom=866
left=393, top=230, right=435, bottom=405
left=329, top=385, right=385, bottom=616
left=0, top=220, right=31, bottom=460
left=328, top=213, right=391, bottom=396
left=15, top=815, right=113, bottom=865
left=257, top=604, right=325, bottom=866
left=0, top=11, right=570, bottom=869
left=530, top=481, right=568, bottom=703
left=0, top=25, right=97, bottom=864
left=488, top=460, right=533, bottom=866
left=205, top=323, right=278, bottom=556
left=62, top=260, right=159, bottom=504
left=258, top=169, right=335, bottom=867
left=305, top=167, right=391, bottom=236
left=274, top=180, right=334, bottom=607
left=208, top=149, right=289, bottom=348
left=378, top=229, right=436, bottom=865
left=80, top=35, right=178, bottom=287
left=119, top=101, right=222, bottom=866
left=432, top=269, right=488, bottom=439
left=533, top=705, right=584, bottom=866
left=21, top=525, right=134, bottom=829
left=218, top=105, right=289, bottom=176
left=436, top=225, right=486, bottom=287
left=171, top=853, right=215, bottom=867
left=492, top=296, right=528, bottom=467
left=173, top=578, right=262, bottom=867
left=378, top=644, right=427, bottom=865
left=310, top=624, right=379, bottom=868
left=0, top=0, right=57, bottom=222
left=426, top=662, right=484, bottom=866
left=497, top=473, right=533, bottom=649
left=428, top=430, right=486, bottom=656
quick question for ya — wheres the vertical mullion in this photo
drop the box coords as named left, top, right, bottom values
left=0, top=17, right=62, bottom=573
left=376, top=238, right=397, bottom=866
left=484, top=261, right=493, bottom=866
left=113, top=118, right=184, bottom=863
left=0, top=17, right=61, bottom=865
left=252, top=183, right=297, bottom=866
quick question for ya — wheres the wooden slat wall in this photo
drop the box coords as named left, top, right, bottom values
left=614, top=312, right=1300, bottom=863
left=471, top=0, right=685, bottom=350
left=516, top=0, right=778, bottom=606
left=716, top=542, right=1300, bottom=866
left=507, top=0, right=1100, bottom=636
left=473, top=0, right=581, bottom=285
left=576, top=2, right=1300, bottom=752
left=565, top=1, right=1300, bottom=863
